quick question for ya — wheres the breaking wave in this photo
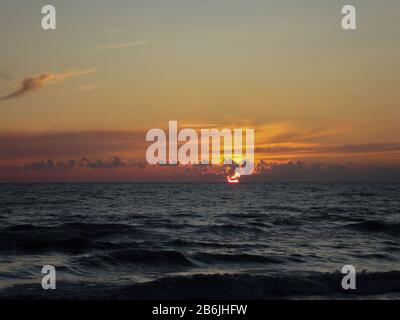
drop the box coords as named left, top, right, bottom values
left=1, top=271, right=400, bottom=300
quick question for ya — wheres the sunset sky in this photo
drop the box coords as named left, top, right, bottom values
left=0, top=0, right=399, bottom=182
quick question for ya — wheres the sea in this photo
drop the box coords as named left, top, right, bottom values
left=0, top=182, right=399, bottom=299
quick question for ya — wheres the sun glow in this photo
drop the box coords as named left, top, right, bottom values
left=227, top=172, right=241, bottom=184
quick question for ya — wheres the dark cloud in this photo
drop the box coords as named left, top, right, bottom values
left=2, top=158, right=400, bottom=182
left=79, top=157, right=147, bottom=169
left=24, top=157, right=147, bottom=171
left=0, top=131, right=146, bottom=160
left=0, top=68, right=97, bottom=101
left=0, top=74, right=52, bottom=100
left=323, top=143, right=400, bottom=154
left=1, top=130, right=400, bottom=182
left=256, top=142, right=400, bottom=155
left=250, top=161, right=400, bottom=182
left=3, top=130, right=398, bottom=163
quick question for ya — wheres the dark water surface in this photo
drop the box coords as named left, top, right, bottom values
left=0, top=183, right=399, bottom=299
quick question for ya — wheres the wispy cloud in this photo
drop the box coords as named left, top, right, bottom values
left=181, top=124, right=220, bottom=128
left=24, top=157, right=147, bottom=170
left=0, top=68, right=97, bottom=101
left=0, top=74, right=52, bottom=100
left=78, top=85, right=98, bottom=92
left=256, top=142, right=400, bottom=155
left=0, top=130, right=146, bottom=160
left=97, top=40, right=148, bottom=51
left=50, top=68, right=98, bottom=81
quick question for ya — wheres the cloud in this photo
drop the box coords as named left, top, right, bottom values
left=50, top=68, right=98, bottom=81
left=97, top=40, right=148, bottom=51
left=250, top=161, right=400, bottom=182
left=0, top=130, right=146, bottom=161
left=0, top=74, right=52, bottom=100
left=0, top=68, right=97, bottom=101
left=2, top=158, right=400, bottom=182
left=256, top=142, right=400, bottom=155
left=78, top=85, right=98, bottom=92
left=24, top=157, right=147, bottom=171
left=256, top=122, right=345, bottom=145
left=1, top=127, right=399, bottom=164
left=181, top=124, right=220, bottom=128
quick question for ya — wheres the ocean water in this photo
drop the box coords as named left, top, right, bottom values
left=0, top=182, right=399, bottom=299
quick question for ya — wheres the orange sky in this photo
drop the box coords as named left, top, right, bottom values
left=0, top=0, right=399, bottom=181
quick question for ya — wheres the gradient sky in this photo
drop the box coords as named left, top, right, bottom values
left=0, top=0, right=399, bottom=181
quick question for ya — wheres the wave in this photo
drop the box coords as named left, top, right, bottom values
left=169, top=239, right=243, bottom=249
left=356, top=253, right=397, bottom=261
left=192, top=252, right=284, bottom=264
left=73, top=249, right=287, bottom=270
left=338, top=192, right=378, bottom=197
left=127, top=271, right=400, bottom=299
left=75, top=249, right=195, bottom=269
left=3, top=222, right=132, bottom=234
left=1, top=271, right=400, bottom=300
left=261, top=205, right=306, bottom=213
left=0, top=223, right=136, bottom=253
left=347, top=220, right=400, bottom=235
left=3, top=236, right=91, bottom=253
left=199, top=224, right=265, bottom=233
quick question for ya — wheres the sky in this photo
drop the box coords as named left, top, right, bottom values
left=0, top=0, right=399, bottom=182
